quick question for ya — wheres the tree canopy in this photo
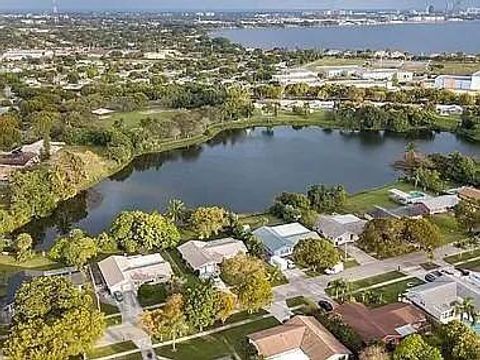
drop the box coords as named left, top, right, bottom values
left=49, top=228, right=98, bottom=269
left=293, top=238, right=341, bottom=272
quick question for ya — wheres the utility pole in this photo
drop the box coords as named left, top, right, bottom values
left=52, top=0, right=59, bottom=23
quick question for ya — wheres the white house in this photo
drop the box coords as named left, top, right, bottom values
left=177, top=238, right=247, bottom=279
left=435, top=71, right=480, bottom=92
left=272, top=69, right=323, bottom=86
left=435, top=104, right=464, bottom=116
left=253, top=223, right=319, bottom=258
left=314, top=214, right=367, bottom=246
left=98, top=253, right=173, bottom=294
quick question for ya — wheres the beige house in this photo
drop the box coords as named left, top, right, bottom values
left=248, top=315, right=351, bottom=360
left=178, top=238, right=247, bottom=279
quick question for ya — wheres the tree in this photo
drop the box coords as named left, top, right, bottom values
left=293, top=238, right=341, bottom=272
left=184, top=282, right=217, bottom=331
left=414, top=167, right=444, bottom=193
left=455, top=200, right=480, bottom=235
left=49, top=229, right=97, bottom=269
left=0, top=115, right=21, bottom=151
left=437, top=321, right=480, bottom=360
left=156, top=294, right=189, bottom=351
left=393, top=334, right=443, bottom=360
left=455, top=297, right=478, bottom=325
left=109, top=210, right=180, bottom=252
left=403, top=218, right=442, bottom=253
left=189, top=207, right=229, bottom=239
left=4, top=277, right=105, bottom=360
left=359, top=344, right=390, bottom=360
left=221, top=254, right=272, bottom=313
left=166, top=199, right=186, bottom=225
left=215, top=291, right=236, bottom=324
left=307, top=184, right=347, bottom=213
left=96, top=232, right=118, bottom=253
left=327, top=279, right=351, bottom=302
left=13, top=233, right=33, bottom=263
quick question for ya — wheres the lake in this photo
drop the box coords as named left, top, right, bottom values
left=213, top=22, right=480, bottom=54
left=23, top=126, right=480, bottom=249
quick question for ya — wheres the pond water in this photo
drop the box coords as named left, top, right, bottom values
left=21, top=126, right=480, bottom=249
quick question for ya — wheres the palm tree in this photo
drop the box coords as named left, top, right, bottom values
left=329, top=279, right=349, bottom=301
left=460, top=297, right=478, bottom=324
left=166, top=199, right=185, bottom=224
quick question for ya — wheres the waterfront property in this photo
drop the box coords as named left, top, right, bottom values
left=248, top=315, right=352, bottom=360
left=335, top=302, right=427, bottom=345
left=177, top=238, right=247, bottom=279
left=388, top=189, right=429, bottom=205
left=97, top=253, right=172, bottom=294
left=253, top=223, right=319, bottom=258
left=314, top=214, right=367, bottom=246
left=415, top=195, right=460, bottom=215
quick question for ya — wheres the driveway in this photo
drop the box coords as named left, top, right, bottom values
left=347, top=244, right=378, bottom=265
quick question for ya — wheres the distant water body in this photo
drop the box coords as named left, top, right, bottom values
left=213, top=21, right=480, bottom=54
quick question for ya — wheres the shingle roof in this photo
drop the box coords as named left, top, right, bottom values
left=253, top=223, right=319, bottom=254
left=248, top=315, right=351, bottom=360
left=336, top=302, right=426, bottom=343
left=406, top=280, right=458, bottom=319
left=177, top=238, right=247, bottom=271
left=418, top=195, right=459, bottom=212
left=459, top=187, right=480, bottom=202
left=314, top=214, right=367, bottom=239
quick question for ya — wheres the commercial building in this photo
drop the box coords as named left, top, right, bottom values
left=272, top=69, right=323, bottom=86
left=434, top=71, right=480, bottom=92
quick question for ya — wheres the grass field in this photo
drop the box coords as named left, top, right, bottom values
left=431, top=61, right=480, bottom=75
left=457, top=259, right=480, bottom=272
left=99, top=301, right=120, bottom=316
left=429, top=214, right=468, bottom=245
left=87, top=341, right=137, bottom=359
left=343, top=182, right=417, bottom=214
left=444, top=248, right=480, bottom=265
left=155, top=317, right=280, bottom=360
left=356, top=278, right=425, bottom=308
left=99, top=108, right=184, bottom=129
left=303, top=57, right=366, bottom=71
left=349, top=271, right=406, bottom=291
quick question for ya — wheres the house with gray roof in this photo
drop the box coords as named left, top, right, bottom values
left=314, top=214, right=367, bottom=246
left=253, top=223, right=319, bottom=258
left=178, top=238, right=247, bottom=279
left=415, top=195, right=460, bottom=215
left=406, top=279, right=460, bottom=323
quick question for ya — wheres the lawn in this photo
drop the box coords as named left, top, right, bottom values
left=303, top=57, right=366, bottom=71
left=349, top=271, right=406, bottom=291
left=456, top=259, right=480, bottom=272
left=444, top=248, right=480, bottom=265
left=286, top=296, right=312, bottom=308
left=238, top=213, right=285, bottom=230
left=105, top=314, right=123, bottom=327
left=431, top=61, right=480, bottom=75
left=343, top=182, right=417, bottom=214
left=355, top=278, right=425, bottom=308
left=0, top=255, right=62, bottom=297
left=162, top=249, right=200, bottom=287
left=429, top=214, right=468, bottom=245
left=87, top=341, right=137, bottom=359
left=100, top=301, right=120, bottom=316
left=155, top=317, right=280, bottom=360
left=99, top=108, right=184, bottom=129
left=137, top=283, right=168, bottom=307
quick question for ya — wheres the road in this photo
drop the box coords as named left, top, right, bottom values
left=268, top=243, right=464, bottom=321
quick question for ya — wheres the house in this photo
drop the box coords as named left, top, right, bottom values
left=388, top=189, right=429, bottom=205
left=177, top=238, right=247, bottom=279
left=91, top=108, right=115, bottom=116
left=248, top=315, right=352, bottom=360
left=272, top=69, right=323, bottom=86
left=0, top=151, right=39, bottom=169
left=458, top=187, right=480, bottom=202
left=415, top=195, right=460, bottom=215
left=253, top=223, right=319, bottom=258
left=98, top=253, right=173, bottom=294
left=335, top=302, right=427, bottom=344
left=2, top=267, right=87, bottom=323
left=435, top=104, right=464, bottom=116
left=366, top=205, right=425, bottom=220
left=435, top=71, right=480, bottom=92
left=314, top=214, right=367, bottom=246
left=19, top=139, right=65, bottom=157
left=406, top=280, right=461, bottom=323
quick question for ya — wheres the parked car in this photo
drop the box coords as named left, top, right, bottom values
left=113, top=291, right=124, bottom=302
left=456, top=268, right=470, bottom=277
left=425, top=273, right=437, bottom=282
left=317, top=300, right=334, bottom=312
left=286, top=259, right=296, bottom=269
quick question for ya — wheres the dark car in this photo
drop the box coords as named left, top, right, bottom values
left=113, top=291, right=124, bottom=302
left=456, top=268, right=470, bottom=277
left=425, top=273, right=437, bottom=282
left=431, top=270, right=443, bottom=277
left=318, top=300, right=334, bottom=312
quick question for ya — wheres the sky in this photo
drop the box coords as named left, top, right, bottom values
left=0, top=0, right=479, bottom=11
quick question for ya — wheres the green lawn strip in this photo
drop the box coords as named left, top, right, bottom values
left=428, top=214, right=468, bottom=245
left=100, top=301, right=120, bottom=316
left=444, top=248, right=480, bottom=265
left=238, top=213, right=285, bottom=230
left=286, top=296, right=311, bottom=308
left=343, top=182, right=417, bottom=214
left=456, top=259, right=480, bottom=272
left=355, top=278, right=426, bottom=308
left=155, top=317, right=280, bottom=360
left=105, top=315, right=123, bottom=327
left=162, top=249, right=200, bottom=287
left=100, top=108, right=183, bottom=129
left=419, top=262, right=441, bottom=271
left=137, top=283, right=168, bottom=308
left=349, top=271, right=406, bottom=291
left=87, top=341, right=137, bottom=359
